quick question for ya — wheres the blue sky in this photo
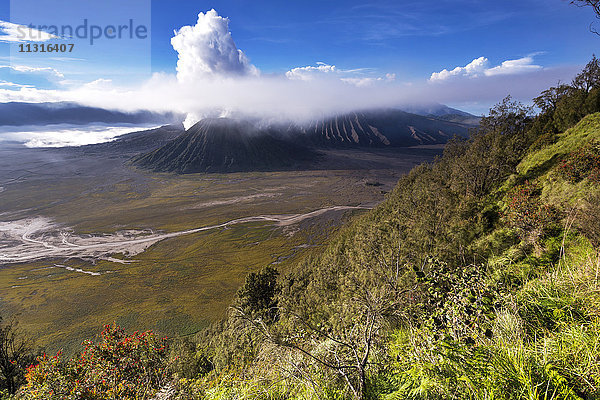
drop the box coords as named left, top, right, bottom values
left=149, top=0, right=598, bottom=78
left=0, top=0, right=597, bottom=115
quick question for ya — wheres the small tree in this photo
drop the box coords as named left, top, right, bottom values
left=450, top=96, right=534, bottom=198
left=235, top=250, right=418, bottom=400
left=572, top=55, right=600, bottom=93
left=533, top=84, right=573, bottom=113
left=572, top=0, right=600, bottom=14
left=237, top=266, right=280, bottom=323
left=0, top=317, right=36, bottom=394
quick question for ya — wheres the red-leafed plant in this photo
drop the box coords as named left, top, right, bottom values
left=503, top=182, right=555, bottom=245
left=19, top=324, right=169, bottom=400
left=557, top=141, right=600, bottom=183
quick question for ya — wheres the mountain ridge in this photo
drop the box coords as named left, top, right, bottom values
left=0, top=102, right=183, bottom=127
left=132, top=109, right=473, bottom=173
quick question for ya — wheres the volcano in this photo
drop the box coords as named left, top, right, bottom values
left=131, top=118, right=318, bottom=173
left=131, top=108, right=474, bottom=174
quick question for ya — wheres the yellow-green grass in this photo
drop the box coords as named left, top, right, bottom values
left=0, top=169, right=394, bottom=233
left=493, top=112, right=600, bottom=210
left=0, top=144, right=431, bottom=354
left=0, top=220, right=340, bottom=354
left=518, top=112, right=600, bottom=177
left=0, top=167, right=387, bottom=354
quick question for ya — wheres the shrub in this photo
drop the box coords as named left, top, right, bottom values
left=503, top=182, right=556, bottom=245
left=415, top=258, right=501, bottom=343
left=577, top=191, right=600, bottom=248
left=19, top=324, right=169, bottom=400
left=557, top=140, right=600, bottom=183
left=167, top=338, right=213, bottom=380
left=19, top=352, right=75, bottom=400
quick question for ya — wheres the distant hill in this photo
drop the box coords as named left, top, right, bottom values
left=0, top=102, right=183, bottom=126
left=80, top=124, right=185, bottom=155
left=434, top=113, right=482, bottom=127
left=400, top=103, right=475, bottom=117
left=400, top=103, right=481, bottom=127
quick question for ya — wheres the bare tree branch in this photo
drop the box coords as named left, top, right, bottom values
left=571, top=0, right=600, bottom=34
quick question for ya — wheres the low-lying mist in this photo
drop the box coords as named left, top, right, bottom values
left=0, top=123, right=161, bottom=147
left=0, top=63, right=577, bottom=131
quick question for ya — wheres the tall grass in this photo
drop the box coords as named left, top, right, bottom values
left=380, top=237, right=599, bottom=400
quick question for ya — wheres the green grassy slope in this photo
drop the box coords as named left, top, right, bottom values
left=173, top=112, right=600, bottom=400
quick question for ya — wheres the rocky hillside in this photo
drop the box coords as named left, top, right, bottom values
left=296, top=109, right=471, bottom=147
left=131, top=118, right=318, bottom=173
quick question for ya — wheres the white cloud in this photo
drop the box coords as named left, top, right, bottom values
left=464, top=57, right=489, bottom=76
left=340, top=74, right=395, bottom=87
left=430, top=55, right=542, bottom=82
left=484, top=56, right=542, bottom=76
left=0, top=64, right=576, bottom=126
left=9, top=65, right=64, bottom=78
left=285, top=62, right=338, bottom=80
left=0, top=20, right=60, bottom=43
left=286, top=62, right=394, bottom=87
left=171, top=9, right=258, bottom=82
left=0, top=11, right=573, bottom=128
left=340, top=77, right=378, bottom=87
left=82, top=78, right=113, bottom=89
left=0, top=65, right=65, bottom=90
left=0, top=80, right=32, bottom=88
left=430, top=57, right=489, bottom=81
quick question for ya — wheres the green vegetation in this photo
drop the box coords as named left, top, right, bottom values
left=0, top=167, right=396, bottom=354
left=6, top=58, right=600, bottom=399
left=0, top=318, right=37, bottom=396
